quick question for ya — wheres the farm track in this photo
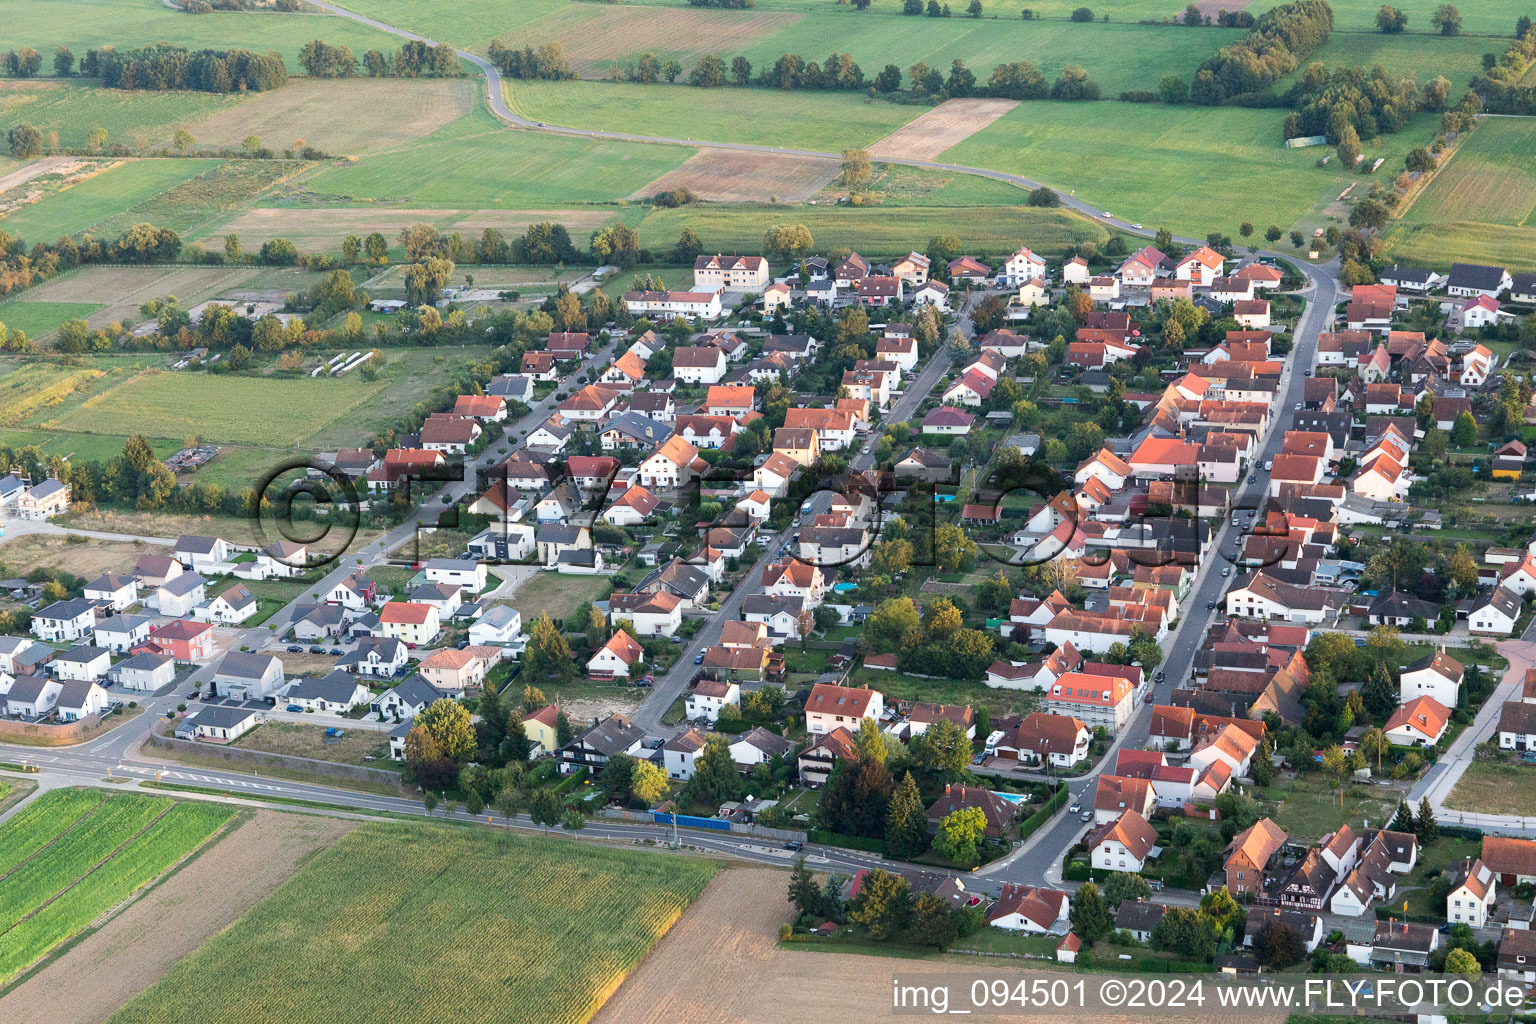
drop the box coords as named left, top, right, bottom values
left=0, top=804, right=173, bottom=941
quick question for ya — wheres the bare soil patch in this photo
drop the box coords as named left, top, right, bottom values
left=594, top=868, right=1284, bottom=1024
left=868, top=98, right=1019, bottom=162
left=182, top=79, right=476, bottom=157
left=0, top=809, right=353, bottom=1024
left=0, top=534, right=149, bottom=578
left=233, top=722, right=390, bottom=765
left=206, top=207, right=616, bottom=251
left=632, top=150, right=840, bottom=203
left=526, top=6, right=799, bottom=77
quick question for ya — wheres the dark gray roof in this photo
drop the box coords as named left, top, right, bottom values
left=536, top=524, right=585, bottom=545
left=576, top=714, right=645, bottom=756
left=159, top=573, right=207, bottom=598
left=37, top=598, right=97, bottom=621
left=743, top=594, right=805, bottom=617
left=53, top=645, right=109, bottom=665
left=287, top=670, right=366, bottom=704
left=189, top=705, right=259, bottom=730
left=381, top=674, right=440, bottom=708
left=602, top=411, right=672, bottom=445
left=6, top=675, right=52, bottom=704
left=115, top=651, right=173, bottom=673
left=174, top=534, right=222, bottom=555
left=214, top=651, right=280, bottom=681
left=55, top=677, right=104, bottom=709
left=1447, top=262, right=1507, bottom=291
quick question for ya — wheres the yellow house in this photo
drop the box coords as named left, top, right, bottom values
left=378, top=601, right=440, bottom=647
left=523, top=704, right=561, bottom=756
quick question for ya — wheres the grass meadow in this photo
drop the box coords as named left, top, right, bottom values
left=0, top=789, right=233, bottom=985
left=0, top=360, right=107, bottom=427
left=1288, top=30, right=1511, bottom=96
left=508, top=80, right=922, bottom=151
left=637, top=203, right=1109, bottom=257
left=0, top=299, right=103, bottom=338
left=0, top=159, right=223, bottom=242
left=108, top=822, right=718, bottom=1024
left=0, top=82, right=236, bottom=151
left=299, top=106, right=691, bottom=207
left=941, top=101, right=1438, bottom=237
left=1386, top=117, right=1536, bottom=270
left=46, top=368, right=385, bottom=447
left=0, top=0, right=407, bottom=71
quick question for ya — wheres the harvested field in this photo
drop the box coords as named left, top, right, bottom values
left=0, top=534, right=151, bottom=579
left=869, top=99, right=1020, bottom=162
left=182, top=79, right=477, bottom=157
left=23, top=266, right=259, bottom=331
left=0, top=155, right=86, bottom=193
left=0, top=810, right=352, bottom=1024
left=596, top=868, right=1284, bottom=1024
left=206, top=206, right=617, bottom=253
left=632, top=150, right=841, bottom=204
left=520, top=5, right=800, bottom=77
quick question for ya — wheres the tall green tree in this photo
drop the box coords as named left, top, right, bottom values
left=885, top=771, right=930, bottom=859
left=788, top=858, right=824, bottom=918
left=1069, top=882, right=1112, bottom=945
left=911, top=892, right=958, bottom=949
left=848, top=869, right=912, bottom=940
left=1415, top=797, right=1439, bottom=844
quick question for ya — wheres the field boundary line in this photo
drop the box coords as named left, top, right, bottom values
left=1389, top=119, right=1480, bottom=223
left=0, top=794, right=109, bottom=887
left=0, top=803, right=174, bottom=940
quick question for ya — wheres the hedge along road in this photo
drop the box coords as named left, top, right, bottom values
left=303, top=0, right=1212, bottom=249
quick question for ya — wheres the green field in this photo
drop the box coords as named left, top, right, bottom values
left=46, top=368, right=385, bottom=447
left=0, top=82, right=237, bottom=150
left=326, top=0, right=569, bottom=52
left=637, top=203, right=1109, bottom=257
left=0, top=300, right=103, bottom=338
left=0, top=360, right=108, bottom=426
left=942, top=101, right=1436, bottom=237
left=834, top=164, right=1033, bottom=206
left=88, top=160, right=304, bottom=240
left=298, top=106, right=690, bottom=207
left=0, top=426, right=176, bottom=464
left=0, top=0, right=409, bottom=72
left=110, top=821, right=718, bottom=1024
left=1386, top=117, right=1536, bottom=270
left=0, top=789, right=233, bottom=985
left=1286, top=30, right=1508, bottom=95
left=509, top=80, right=921, bottom=151
left=1317, top=0, right=1535, bottom=34
left=0, top=158, right=223, bottom=242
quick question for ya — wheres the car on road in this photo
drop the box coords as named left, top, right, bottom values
left=1155, top=671, right=1165, bottom=683
left=536, top=122, right=546, bottom=127
left=1080, top=810, right=1093, bottom=822
left=1247, top=474, right=1257, bottom=483
left=1232, top=517, right=1240, bottom=527
left=1222, top=567, right=1231, bottom=577
left=1132, top=223, right=1143, bottom=229
left=783, top=840, right=804, bottom=851
left=1068, top=801, right=1081, bottom=813
left=286, top=704, right=302, bottom=712
left=308, top=645, right=326, bottom=655
left=329, top=648, right=343, bottom=656
left=694, top=652, right=705, bottom=664
left=861, top=445, right=871, bottom=455
left=1206, top=600, right=1216, bottom=610
left=1304, top=368, right=1312, bottom=376
left=1101, top=211, right=1112, bottom=218
left=286, top=645, right=303, bottom=653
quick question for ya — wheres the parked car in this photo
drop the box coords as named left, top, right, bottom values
left=1068, top=801, right=1081, bottom=813
left=1206, top=600, right=1216, bottom=610
left=286, top=645, right=303, bottom=653
left=633, top=678, right=652, bottom=688
left=1080, top=810, right=1093, bottom=822
left=329, top=648, right=343, bottom=656
left=308, top=645, right=325, bottom=655
left=783, top=840, right=804, bottom=851
left=1222, top=567, right=1231, bottom=577
left=670, top=635, right=682, bottom=644
left=285, top=704, right=303, bottom=712
left=694, top=652, right=705, bottom=664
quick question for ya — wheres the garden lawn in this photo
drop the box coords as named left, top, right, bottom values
left=0, top=789, right=233, bottom=984
left=509, top=570, right=613, bottom=626
left=108, top=822, right=717, bottom=1024
left=41, top=368, right=384, bottom=447
left=0, top=300, right=103, bottom=338
left=0, top=0, right=407, bottom=72
left=846, top=665, right=1040, bottom=716
left=0, top=159, right=222, bottom=241
left=636, top=203, right=1108, bottom=258
left=1262, top=773, right=1401, bottom=843
left=297, top=106, right=692, bottom=208
left=508, top=80, right=922, bottom=151
left=942, top=101, right=1438, bottom=238
left=1386, top=117, right=1536, bottom=271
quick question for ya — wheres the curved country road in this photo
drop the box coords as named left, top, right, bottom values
left=305, top=0, right=1197, bottom=245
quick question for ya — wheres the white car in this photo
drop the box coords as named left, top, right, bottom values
left=1133, top=223, right=1143, bottom=229
left=1101, top=211, right=1113, bottom=218
left=861, top=445, right=871, bottom=455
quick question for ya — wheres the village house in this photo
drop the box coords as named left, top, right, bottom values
left=805, top=681, right=883, bottom=735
